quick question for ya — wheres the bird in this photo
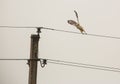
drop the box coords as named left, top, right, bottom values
left=67, top=10, right=87, bottom=34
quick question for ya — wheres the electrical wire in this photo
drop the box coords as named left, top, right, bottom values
left=0, top=26, right=120, bottom=72
left=0, top=58, right=120, bottom=73
left=0, top=58, right=39, bottom=61
left=0, top=26, right=120, bottom=39
left=48, top=61, right=120, bottom=73
left=46, top=58, right=120, bottom=73
left=0, top=26, right=37, bottom=28
left=46, top=58, right=120, bottom=70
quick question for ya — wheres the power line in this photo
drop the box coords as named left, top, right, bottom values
left=0, top=26, right=120, bottom=39
left=0, top=58, right=39, bottom=61
left=48, top=61, right=120, bottom=73
left=43, top=28, right=120, bottom=39
left=47, top=58, right=120, bottom=70
left=46, top=58, right=120, bottom=73
left=0, top=26, right=37, bottom=28
left=0, top=58, right=120, bottom=73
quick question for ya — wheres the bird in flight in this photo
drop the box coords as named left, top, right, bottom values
left=67, top=10, right=87, bottom=34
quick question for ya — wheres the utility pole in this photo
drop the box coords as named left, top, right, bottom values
left=28, top=28, right=41, bottom=84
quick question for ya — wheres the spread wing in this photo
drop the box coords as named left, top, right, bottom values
left=67, top=20, right=77, bottom=26
left=74, top=10, right=80, bottom=24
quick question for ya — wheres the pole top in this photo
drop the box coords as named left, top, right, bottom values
left=36, top=27, right=42, bottom=36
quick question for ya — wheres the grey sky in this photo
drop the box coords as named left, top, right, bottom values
left=0, top=0, right=120, bottom=84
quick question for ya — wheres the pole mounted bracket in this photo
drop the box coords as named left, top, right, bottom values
left=36, top=27, right=42, bottom=36
left=40, top=59, right=47, bottom=68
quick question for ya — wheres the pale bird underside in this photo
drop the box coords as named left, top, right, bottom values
left=67, top=10, right=87, bottom=34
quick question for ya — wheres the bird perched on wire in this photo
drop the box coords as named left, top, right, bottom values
left=67, top=10, right=87, bottom=34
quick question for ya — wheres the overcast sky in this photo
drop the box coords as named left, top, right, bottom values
left=1, top=0, right=120, bottom=84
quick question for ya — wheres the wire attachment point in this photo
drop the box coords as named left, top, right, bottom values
left=36, top=27, right=42, bottom=36
left=27, top=59, right=30, bottom=67
left=40, top=59, right=47, bottom=68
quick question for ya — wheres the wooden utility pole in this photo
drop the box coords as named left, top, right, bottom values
left=28, top=28, right=41, bottom=84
